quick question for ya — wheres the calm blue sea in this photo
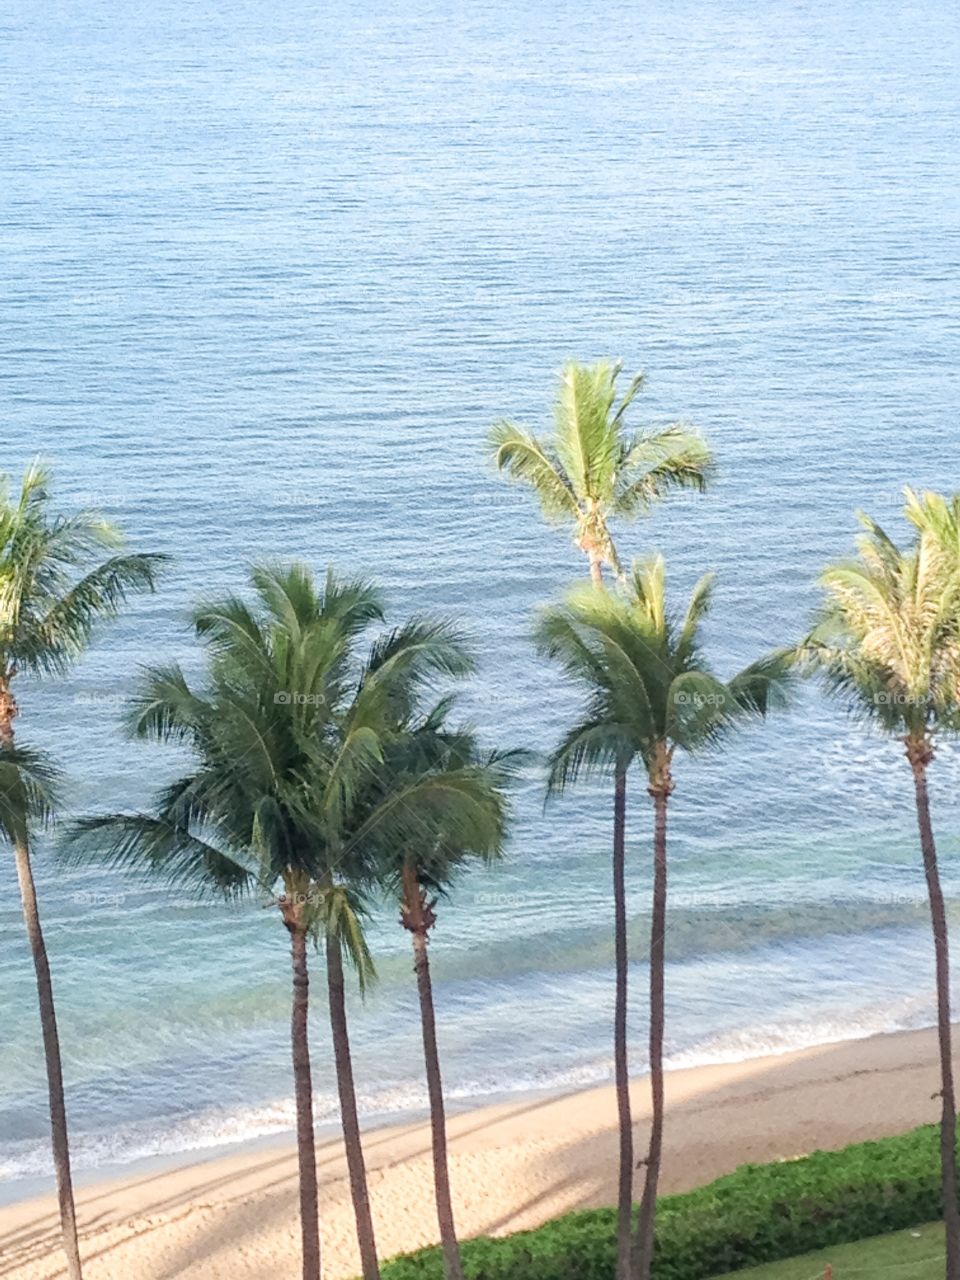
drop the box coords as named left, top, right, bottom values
left=2, top=0, right=960, bottom=1189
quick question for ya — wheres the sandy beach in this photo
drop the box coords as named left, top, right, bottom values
left=0, top=1024, right=953, bottom=1280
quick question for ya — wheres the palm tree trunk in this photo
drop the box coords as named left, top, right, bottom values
left=635, top=784, right=669, bottom=1280
left=2, top=684, right=84, bottom=1280
left=325, top=931, right=381, bottom=1280
left=403, top=864, right=464, bottom=1280
left=612, top=763, right=633, bottom=1280
left=589, top=552, right=604, bottom=587
left=911, top=752, right=960, bottom=1280
left=12, top=835, right=84, bottom=1280
left=289, top=924, right=322, bottom=1280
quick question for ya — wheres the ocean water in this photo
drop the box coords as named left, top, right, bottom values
left=2, top=0, right=960, bottom=1189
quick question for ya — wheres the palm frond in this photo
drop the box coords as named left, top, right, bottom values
left=552, top=360, right=622, bottom=501
left=125, top=662, right=209, bottom=742
left=533, top=603, right=614, bottom=701
left=318, top=723, right=384, bottom=831
left=359, top=616, right=474, bottom=729
left=317, top=567, right=386, bottom=637
left=676, top=572, right=715, bottom=664
left=614, top=425, right=714, bottom=516
left=546, top=719, right=634, bottom=795
left=24, top=554, right=166, bottom=674
left=194, top=593, right=268, bottom=657
left=0, top=744, right=61, bottom=846
left=488, top=421, right=579, bottom=520
left=349, top=698, right=520, bottom=899
left=628, top=556, right=668, bottom=635
left=905, top=488, right=960, bottom=559
left=727, top=649, right=798, bottom=717
left=60, top=812, right=257, bottom=899
left=312, top=882, right=378, bottom=993
left=610, top=369, right=645, bottom=426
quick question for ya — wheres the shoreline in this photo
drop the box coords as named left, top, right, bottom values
left=0, top=1075, right=601, bottom=1210
left=1, top=1012, right=927, bottom=1208
left=1, top=1023, right=953, bottom=1279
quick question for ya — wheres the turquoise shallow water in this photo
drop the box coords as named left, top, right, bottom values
left=2, top=0, right=960, bottom=1187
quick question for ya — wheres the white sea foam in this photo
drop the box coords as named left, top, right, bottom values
left=0, top=994, right=940, bottom=1185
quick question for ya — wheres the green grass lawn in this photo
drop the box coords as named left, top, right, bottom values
left=717, top=1222, right=944, bottom=1279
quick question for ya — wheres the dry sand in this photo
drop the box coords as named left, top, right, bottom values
left=1, top=1024, right=952, bottom=1280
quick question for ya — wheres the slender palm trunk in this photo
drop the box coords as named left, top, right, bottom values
left=635, top=783, right=669, bottom=1280
left=13, top=836, right=83, bottom=1280
left=910, top=748, right=960, bottom=1280
left=289, top=923, right=322, bottom=1280
left=589, top=552, right=604, bottom=587
left=612, top=763, right=633, bottom=1280
left=2, top=692, right=83, bottom=1280
left=325, top=931, right=381, bottom=1280
left=402, top=865, right=464, bottom=1280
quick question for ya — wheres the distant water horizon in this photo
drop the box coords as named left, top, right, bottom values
left=2, top=0, right=960, bottom=1192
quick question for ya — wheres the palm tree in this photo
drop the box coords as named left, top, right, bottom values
left=372, top=702, right=521, bottom=1280
left=0, top=460, right=163, bottom=1280
left=536, top=560, right=790, bottom=1280
left=298, top=612, right=481, bottom=1280
left=63, top=565, right=471, bottom=1280
left=191, top=568, right=386, bottom=1280
left=489, top=359, right=713, bottom=585
left=800, top=504, right=960, bottom=1280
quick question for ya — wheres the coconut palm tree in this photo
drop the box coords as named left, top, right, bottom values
left=372, top=702, right=521, bottom=1280
left=0, top=460, right=163, bottom=1280
left=63, top=564, right=471, bottom=1280
left=536, top=559, right=790, bottom=1280
left=489, top=360, right=713, bottom=585
left=306, top=615, right=492, bottom=1280
left=192, top=568, right=390, bottom=1280
left=800, top=506, right=960, bottom=1280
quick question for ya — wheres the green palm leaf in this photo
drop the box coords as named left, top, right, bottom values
left=614, top=425, right=714, bottom=516
left=0, top=744, right=61, bottom=846
left=488, top=422, right=578, bottom=521
left=62, top=812, right=257, bottom=899
left=552, top=360, right=622, bottom=500
left=310, top=882, right=378, bottom=993
left=0, top=459, right=165, bottom=679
